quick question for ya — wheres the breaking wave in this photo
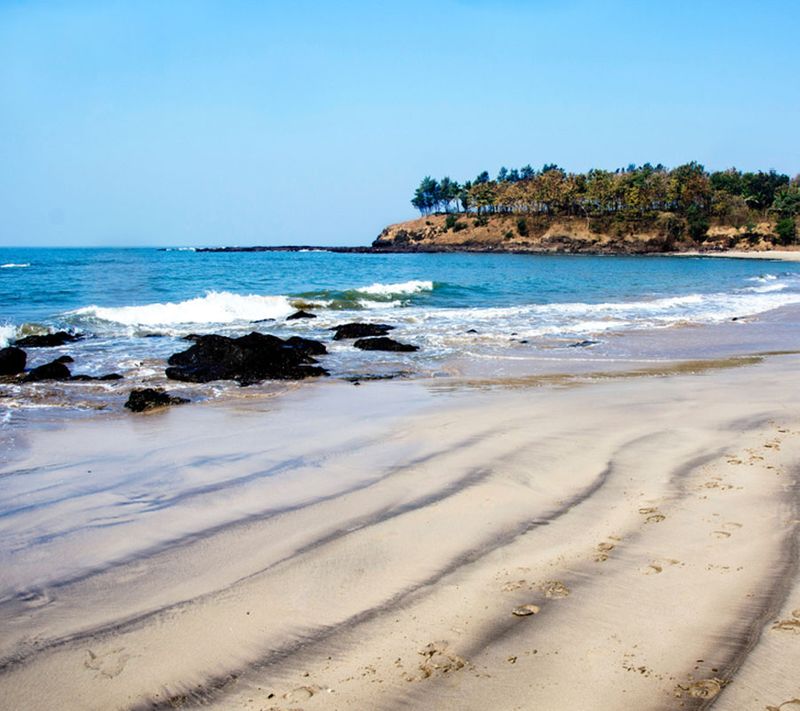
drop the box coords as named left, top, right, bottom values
left=68, top=291, right=296, bottom=327
left=1, top=263, right=30, bottom=269
left=355, top=280, right=434, bottom=296
left=0, top=324, right=17, bottom=348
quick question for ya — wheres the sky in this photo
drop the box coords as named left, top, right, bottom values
left=1, top=0, right=798, bottom=247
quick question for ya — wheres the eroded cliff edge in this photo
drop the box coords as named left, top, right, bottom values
left=372, top=213, right=781, bottom=254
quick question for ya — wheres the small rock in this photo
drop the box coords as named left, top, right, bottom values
left=331, top=323, right=394, bottom=340
left=22, top=359, right=71, bottom=382
left=353, top=337, right=418, bottom=352
left=0, top=347, right=26, bottom=376
left=15, top=331, right=82, bottom=348
left=286, top=310, right=317, bottom=320
left=124, top=388, right=189, bottom=412
left=568, top=340, right=599, bottom=348
left=54, top=355, right=74, bottom=364
left=512, top=604, right=541, bottom=617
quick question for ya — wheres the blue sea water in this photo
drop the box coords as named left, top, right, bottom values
left=2, top=247, right=800, bottom=407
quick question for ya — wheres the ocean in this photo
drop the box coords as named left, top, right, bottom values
left=3, top=247, right=800, bottom=420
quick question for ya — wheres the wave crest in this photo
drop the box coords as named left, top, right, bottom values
left=1, top=263, right=30, bottom=269
left=355, top=280, right=434, bottom=296
left=69, top=291, right=296, bottom=327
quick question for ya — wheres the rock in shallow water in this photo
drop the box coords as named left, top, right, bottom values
left=0, top=347, right=26, bottom=376
left=165, top=332, right=328, bottom=385
left=15, top=331, right=82, bottom=348
left=22, top=359, right=72, bottom=382
left=124, top=388, right=189, bottom=412
left=331, top=323, right=394, bottom=340
left=353, top=337, right=419, bottom=352
left=286, top=309, right=317, bottom=320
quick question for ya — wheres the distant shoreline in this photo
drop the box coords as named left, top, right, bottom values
left=187, top=244, right=800, bottom=260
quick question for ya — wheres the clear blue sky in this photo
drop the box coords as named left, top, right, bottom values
left=1, top=0, right=798, bottom=247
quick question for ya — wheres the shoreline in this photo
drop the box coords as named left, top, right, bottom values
left=1, top=354, right=800, bottom=709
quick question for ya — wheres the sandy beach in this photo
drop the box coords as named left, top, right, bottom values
left=1, top=351, right=799, bottom=711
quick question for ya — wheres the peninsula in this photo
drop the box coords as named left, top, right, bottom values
left=197, top=163, right=800, bottom=255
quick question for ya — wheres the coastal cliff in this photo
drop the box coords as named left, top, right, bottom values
left=372, top=213, right=781, bottom=254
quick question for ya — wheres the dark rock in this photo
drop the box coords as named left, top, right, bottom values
left=15, top=331, right=82, bottom=348
left=0, top=347, right=26, bottom=376
left=466, top=329, right=478, bottom=334
left=124, top=388, right=189, bottom=412
left=353, top=337, right=419, bottom=352
left=331, top=323, right=394, bottom=340
left=285, top=336, right=327, bottom=356
left=250, top=318, right=275, bottom=324
left=567, top=340, right=599, bottom=348
left=166, top=332, right=328, bottom=385
left=286, top=310, right=317, bottom=320
left=22, top=359, right=72, bottom=382
left=54, top=355, right=74, bottom=364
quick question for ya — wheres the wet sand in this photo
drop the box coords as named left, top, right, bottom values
left=1, top=356, right=800, bottom=710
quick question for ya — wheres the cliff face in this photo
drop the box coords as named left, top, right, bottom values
left=372, top=213, right=778, bottom=254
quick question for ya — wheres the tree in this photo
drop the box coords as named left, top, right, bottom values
left=776, top=217, right=797, bottom=245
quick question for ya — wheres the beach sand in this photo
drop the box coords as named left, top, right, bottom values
left=1, top=356, right=799, bottom=710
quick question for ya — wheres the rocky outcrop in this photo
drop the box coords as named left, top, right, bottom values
left=124, top=388, right=189, bottom=412
left=165, top=332, right=328, bottom=385
left=353, top=337, right=419, bottom=352
left=331, top=323, right=395, bottom=340
left=370, top=214, right=779, bottom=254
left=15, top=332, right=82, bottom=348
left=0, top=347, right=26, bottom=376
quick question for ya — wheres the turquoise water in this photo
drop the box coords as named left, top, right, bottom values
left=2, top=247, right=800, bottom=402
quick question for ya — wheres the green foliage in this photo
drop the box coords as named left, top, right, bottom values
left=686, top=204, right=710, bottom=242
left=504, top=230, right=514, bottom=240
left=452, top=221, right=467, bottom=232
left=410, top=164, right=796, bottom=249
left=776, top=217, right=797, bottom=245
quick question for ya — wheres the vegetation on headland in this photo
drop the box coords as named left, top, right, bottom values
left=404, top=163, right=799, bottom=250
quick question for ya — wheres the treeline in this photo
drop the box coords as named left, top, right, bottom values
left=411, top=163, right=800, bottom=242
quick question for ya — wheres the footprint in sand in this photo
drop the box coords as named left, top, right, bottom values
left=595, top=541, right=616, bottom=562
left=283, top=686, right=318, bottom=701
left=541, top=580, right=570, bottom=599
left=17, top=589, right=53, bottom=609
left=643, top=559, right=681, bottom=575
left=772, top=609, right=800, bottom=633
left=675, top=678, right=727, bottom=700
left=84, top=648, right=130, bottom=679
left=712, top=530, right=732, bottom=539
left=638, top=507, right=666, bottom=523
left=416, top=642, right=467, bottom=680
left=767, top=700, right=800, bottom=711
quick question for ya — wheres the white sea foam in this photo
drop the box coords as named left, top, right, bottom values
left=355, top=280, right=434, bottom=296
left=0, top=324, right=16, bottom=348
left=1, top=263, right=30, bottom=269
left=70, top=291, right=296, bottom=327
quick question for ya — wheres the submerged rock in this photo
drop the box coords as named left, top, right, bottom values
left=15, top=331, right=82, bottom=348
left=568, top=340, right=599, bottom=348
left=331, top=323, right=394, bottom=340
left=165, top=332, right=328, bottom=385
left=71, top=373, right=124, bottom=381
left=0, top=347, right=26, bottom=376
left=124, top=388, right=189, bottom=412
left=353, top=337, right=419, bottom=352
left=23, top=359, right=72, bottom=382
left=286, top=310, right=317, bottom=320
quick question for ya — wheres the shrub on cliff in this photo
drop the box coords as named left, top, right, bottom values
left=776, top=217, right=797, bottom=245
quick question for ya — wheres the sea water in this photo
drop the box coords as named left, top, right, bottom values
left=2, top=247, right=800, bottom=415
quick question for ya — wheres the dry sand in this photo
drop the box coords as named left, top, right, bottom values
left=1, top=356, right=800, bottom=710
left=681, top=249, right=800, bottom=262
